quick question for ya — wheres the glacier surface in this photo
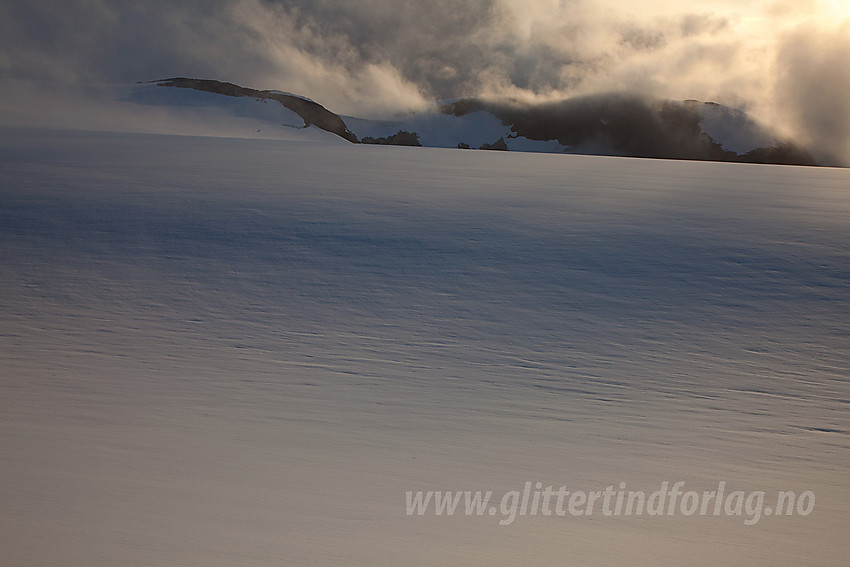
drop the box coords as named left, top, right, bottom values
left=1, top=126, right=848, bottom=566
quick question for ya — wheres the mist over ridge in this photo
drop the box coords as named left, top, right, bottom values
left=149, top=77, right=819, bottom=166
left=2, top=1, right=849, bottom=164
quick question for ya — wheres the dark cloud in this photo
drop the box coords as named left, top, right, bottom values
left=619, top=26, right=667, bottom=51
left=1, top=1, right=234, bottom=82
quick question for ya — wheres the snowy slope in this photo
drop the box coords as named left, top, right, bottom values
left=126, top=81, right=308, bottom=128
left=1, top=126, right=848, bottom=567
left=345, top=108, right=569, bottom=152
left=685, top=100, right=778, bottom=155
left=0, top=80, right=346, bottom=142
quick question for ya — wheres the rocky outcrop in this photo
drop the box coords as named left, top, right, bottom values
left=479, top=138, right=507, bottom=151
left=154, top=78, right=358, bottom=143
left=361, top=130, right=421, bottom=146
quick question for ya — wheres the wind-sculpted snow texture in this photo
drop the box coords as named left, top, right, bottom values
left=1, top=127, right=848, bottom=566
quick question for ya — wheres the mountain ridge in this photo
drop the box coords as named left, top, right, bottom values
left=154, top=78, right=358, bottom=143
left=152, top=77, right=818, bottom=166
